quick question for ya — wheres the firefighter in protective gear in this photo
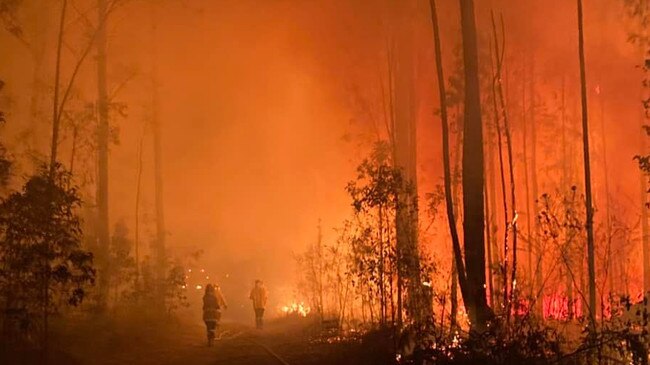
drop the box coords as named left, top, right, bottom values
left=249, top=280, right=268, bottom=329
left=203, top=284, right=227, bottom=346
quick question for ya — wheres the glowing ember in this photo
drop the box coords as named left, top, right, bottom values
left=195, top=284, right=203, bottom=290
left=281, top=302, right=310, bottom=317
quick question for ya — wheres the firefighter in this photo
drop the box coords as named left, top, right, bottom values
left=203, top=283, right=227, bottom=346
left=249, top=280, right=268, bottom=329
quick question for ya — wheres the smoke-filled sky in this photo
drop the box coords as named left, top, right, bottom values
left=0, top=0, right=646, bottom=319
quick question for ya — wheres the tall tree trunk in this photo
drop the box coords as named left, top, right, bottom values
left=50, top=0, right=67, bottom=174
left=639, top=0, right=649, bottom=338
left=29, top=37, right=47, bottom=157
left=641, top=0, right=650, bottom=300
left=561, top=76, right=575, bottom=319
left=151, top=3, right=167, bottom=303
left=487, top=115, right=500, bottom=309
left=69, top=124, right=78, bottom=179
left=392, top=0, right=425, bottom=326
left=598, top=90, right=613, bottom=308
left=522, top=59, right=533, bottom=302
left=451, top=129, right=463, bottom=330
left=459, top=0, right=491, bottom=330
left=135, top=128, right=145, bottom=290
left=492, top=57, right=510, bottom=308
left=484, top=160, right=494, bottom=307
left=96, top=0, right=111, bottom=311
left=490, top=52, right=510, bottom=314
left=491, top=13, right=519, bottom=317
left=317, top=221, right=325, bottom=320
left=429, top=0, right=468, bottom=306
left=429, top=0, right=468, bottom=330
left=576, top=0, right=597, bottom=332
left=529, top=57, right=542, bottom=316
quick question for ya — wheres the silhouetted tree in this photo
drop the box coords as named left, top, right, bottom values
left=95, top=0, right=110, bottom=311
left=576, top=0, right=597, bottom=333
left=459, top=0, right=492, bottom=331
left=428, top=0, right=470, bottom=332
left=0, top=164, right=95, bottom=351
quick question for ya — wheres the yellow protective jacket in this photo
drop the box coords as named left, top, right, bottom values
left=249, top=286, right=268, bottom=309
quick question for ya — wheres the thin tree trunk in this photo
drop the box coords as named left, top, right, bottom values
left=577, top=0, right=597, bottom=332
left=50, top=0, right=67, bottom=174
left=487, top=116, right=500, bottom=309
left=451, top=130, right=463, bottom=331
left=96, top=0, right=111, bottom=311
left=530, top=56, right=542, bottom=316
left=69, top=124, right=78, bottom=176
left=491, top=12, right=519, bottom=318
left=599, top=91, right=613, bottom=310
left=317, top=221, right=324, bottom=320
left=29, top=47, right=46, bottom=157
left=151, top=3, right=167, bottom=302
left=522, top=59, right=533, bottom=302
left=561, top=76, right=575, bottom=319
left=379, top=206, right=385, bottom=325
left=641, top=0, right=650, bottom=300
left=639, top=0, right=649, bottom=338
left=135, top=128, right=145, bottom=290
left=490, top=55, right=509, bottom=314
left=484, top=164, right=494, bottom=307
left=429, top=0, right=470, bottom=315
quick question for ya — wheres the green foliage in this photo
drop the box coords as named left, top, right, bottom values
left=106, top=220, right=137, bottom=305
left=0, top=163, right=95, bottom=345
left=346, top=141, right=402, bottom=214
left=163, top=264, right=188, bottom=315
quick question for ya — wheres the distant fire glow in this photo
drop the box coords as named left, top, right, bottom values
left=281, top=302, right=310, bottom=317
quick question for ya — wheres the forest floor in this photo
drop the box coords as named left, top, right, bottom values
left=2, top=313, right=394, bottom=365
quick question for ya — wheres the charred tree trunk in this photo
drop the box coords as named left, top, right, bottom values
left=28, top=7, right=48, bottom=158
left=522, top=60, right=533, bottom=303
left=135, top=128, right=145, bottom=290
left=561, top=76, right=575, bottom=319
left=430, top=0, right=468, bottom=316
left=599, top=91, right=613, bottom=306
left=429, top=0, right=468, bottom=330
left=459, top=0, right=491, bottom=330
left=96, top=0, right=111, bottom=311
left=151, top=3, right=167, bottom=305
left=576, top=0, right=597, bottom=332
left=484, top=159, right=494, bottom=307
left=529, top=57, right=542, bottom=317
left=491, top=13, right=518, bottom=317
left=490, top=51, right=510, bottom=315
left=642, top=0, right=650, bottom=301
left=487, top=115, right=500, bottom=309
left=639, top=109, right=650, bottom=296
left=49, top=0, right=67, bottom=173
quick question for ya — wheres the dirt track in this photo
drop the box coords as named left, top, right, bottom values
left=39, top=316, right=350, bottom=365
left=3, top=315, right=390, bottom=365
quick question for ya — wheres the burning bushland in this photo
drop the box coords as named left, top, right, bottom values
left=1, top=0, right=650, bottom=364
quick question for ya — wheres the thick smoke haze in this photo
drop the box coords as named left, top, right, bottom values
left=0, top=0, right=645, bottom=321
